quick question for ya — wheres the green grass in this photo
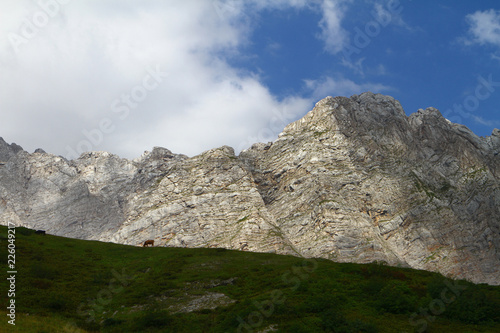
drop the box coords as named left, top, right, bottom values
left=1, top=226, right=499, bottom=332
left=318, top=199, right=337, bottom=205
left=236, top=216, right=249, bottom=223
left=313, top=130, right=329, bottom=138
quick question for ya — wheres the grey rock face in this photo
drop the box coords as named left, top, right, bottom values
left=0, top=137, right=23, bottom=163
left=241, top=93, right=500, bottom=284
left=1, top=92, right=499, bottom=285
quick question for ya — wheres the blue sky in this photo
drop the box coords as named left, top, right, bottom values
left=1, top=0, right=499, bottom=158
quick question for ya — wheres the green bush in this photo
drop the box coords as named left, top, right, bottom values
left=377, top=280, right=417, bottom=314
left=44, top=294, right=68, bottom=311
left=446, top=286, right=500, bottom=324
left=349, top=319, right=378, bottom=333
left=320, top=307, right=349, bottom=331
left=17, top=227, right=34, bottom=236
left=130, top=309, right=175, bottom=331
left=30, top=262, right=57, bottom=280
left=102, top=317, right=124, bottom=327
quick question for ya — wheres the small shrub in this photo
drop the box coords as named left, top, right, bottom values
left=130, top=309, right=175, bottom=331
left=321, top=308, right=348, bottom=331
left=17, top=227, right=33, bottom=236
left=44, top=294, right=68, bottom=311
left=32, top=279, right=52, bottom=289
left=377, top=280, right=417, bottom=314
left=102, top=317, right=124, bottom=327
left=30, top=262, right=57, bottom=280
left=350, top=319, right=378, bottom=333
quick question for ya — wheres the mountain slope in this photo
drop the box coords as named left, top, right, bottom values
left=1, top=226, right=500, bottom=333
left=0, top=92, right=499, bottom=285
left=239, top=93, right=500, bottom=284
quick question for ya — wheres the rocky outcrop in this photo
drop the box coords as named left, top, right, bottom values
left=1, top=92, right=499, bottom=285
left=0, top=137, right=23, bottom=163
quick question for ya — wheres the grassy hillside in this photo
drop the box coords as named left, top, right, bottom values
left=1, top=226, right=499, bottom=333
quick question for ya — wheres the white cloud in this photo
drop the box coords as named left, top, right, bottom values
left=341, top=57, right=365, bottom=75
left=465, top=9, right=500, bottom=47
left=0, top=0, right=313, bottom=159
left=318, top=0, right=352, bottom=54
left=250, top=0, right=354, bottom=55
left=372, top=64, right=387, bottom=76
left=304, top=76, right=392, bottom=101
left=372, top=2, right=411, bottom=31
left=246, top=0, right=308, bottom=11
left=471, top=115, right=500, bottom=128
left=0, top=0, right=388, bottom=159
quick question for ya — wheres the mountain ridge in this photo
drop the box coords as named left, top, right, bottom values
left=1, top=92, right=499, bottom=285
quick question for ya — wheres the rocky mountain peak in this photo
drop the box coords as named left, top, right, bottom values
left=283, top=92, right=410, bottom=141
left=0, top=137, right=24, bottom=163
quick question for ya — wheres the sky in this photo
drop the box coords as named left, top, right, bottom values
left=1, top=0, right=500, bottom=159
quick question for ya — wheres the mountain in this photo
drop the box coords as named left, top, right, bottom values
left=1, top=92, right=499, bottom=285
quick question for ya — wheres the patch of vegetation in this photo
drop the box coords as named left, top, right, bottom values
left=318, top=199, right=337, bottom=205
left=438, top=180, right=453, bottom=194
left=236, top=215, right=249, bottom=223
left=410, top=171, right=437, bottom=199
left=1, top=226, right=499, bottom=332
left=148, top=203, right=162, bottom=210
left=313, top=130, right=329, bottom=138
left=424, top=247, right=446, bottom=263
left=463, top=167, right=487, bottom=181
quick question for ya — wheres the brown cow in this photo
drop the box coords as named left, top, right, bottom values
left=143, top=240, right=154, bottom=247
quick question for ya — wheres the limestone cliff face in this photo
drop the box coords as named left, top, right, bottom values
left=1, top=92, right=499, bottom=285
left=240, top=93, right=500, bottom=285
